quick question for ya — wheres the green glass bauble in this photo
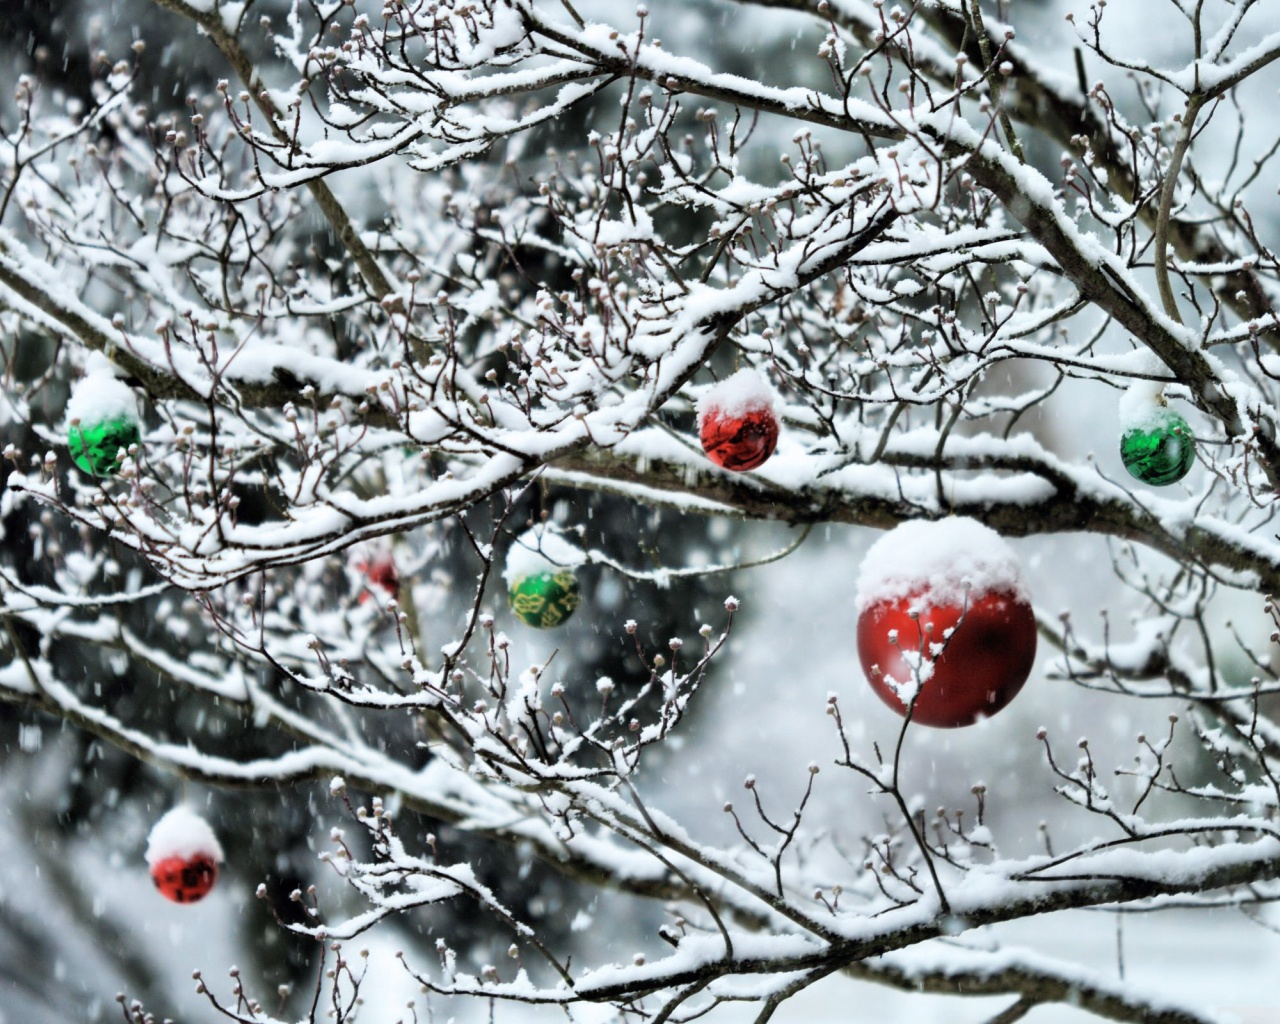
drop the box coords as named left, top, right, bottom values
left=69, top=416, right=141, bottom=477
left=508, top=570, right=581, bottom=629
left=1120, top=410, right=1195, bottom=486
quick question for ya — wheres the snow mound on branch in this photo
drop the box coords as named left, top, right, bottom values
left=145, top=806, right=224, bottom=866
left=695, top=368, right=777, bottom=425
left=856, top=517, right=1028, bottom=610
left=503, top=526, right=586, bottom=583
left=66, top=356, right=138, bottom=427
left=1118, top=382, right=1180, bottom=433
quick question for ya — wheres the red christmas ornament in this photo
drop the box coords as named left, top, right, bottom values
left=146, top=806, right=224, bottom=905
left=150, top=853, right=219, bottom=904
left=355, top=553, right=400, bottom=604
left=855, top=518, right=1036, bottom=729
left=697, top=370, right=780, bottom=472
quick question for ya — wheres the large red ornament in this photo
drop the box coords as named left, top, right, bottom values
left=150, top=854, right=219, bottom=904
left=697, top=370, right=780, bottom=472
left=699, top=406, right=779, bottom=471
left=856, top=588, right=1036, bottom=728
left=854, top=518, right=1036, bottom=728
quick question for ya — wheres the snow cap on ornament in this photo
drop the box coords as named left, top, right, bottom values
left=146, top=805, right=224, bottom=905
left=696, top=368, right=779, bottom=472
left=1118, top=383, right=1195, bottom=487
left=855, top=517, right=1036, bottom=729
left=504, top=525, right=586, bottom=629
left=66, top=353, right=141, bottom=477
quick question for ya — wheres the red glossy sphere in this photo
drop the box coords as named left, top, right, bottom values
left=699, top=406, right=779, bottom=471
left=856, top=588, right=1036, bottom=728
left=150, top=854, right=219, bottom=904
left=356, top=556, right=400, bottom=604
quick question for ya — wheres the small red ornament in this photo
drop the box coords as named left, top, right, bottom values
left=150, top=853, right=219, bottom=904
left=146, top=806, right=224, bottom=905
left=855, top=518, right=1036, bottom=729
left=355, top=554, right=400, bottom=604
left=697, top=370, right=780, bottom=472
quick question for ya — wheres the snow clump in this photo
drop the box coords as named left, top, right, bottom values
left=856, top=516, right=1028, bottom=610
left=1118, top=380, right=1179, bottom=433
left=503, top=526, right=587, bottom=583
left=695, top=368, right=777, bottom=425
left=66, top=353, right=138, bottom=427
left=145, top=805, right=225, bottom=866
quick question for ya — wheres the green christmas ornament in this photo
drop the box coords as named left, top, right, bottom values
left=1120, top=407, right=1195, bottom=486
left=508, top=569, right=582, bottom=629
left=66, top=368, right=142, bottom=477
left=504, top=526, right=586, bottom=629
left=69, top=416, right=141, bottom=476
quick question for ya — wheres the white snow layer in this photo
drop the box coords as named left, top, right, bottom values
left=145, top=805, right=225, bottom=865
left=66, top=367, right=138, bottom=427
left=503, top=526, right=587, bottom=582
left=695, top=368, right=777, bottom=424
left=1119, top=381, right=1181, bottom=433
left=856, top=516, right=1028, bottom=610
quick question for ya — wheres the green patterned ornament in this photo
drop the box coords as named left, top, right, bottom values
left=1120, top=407, right=1195, bottom=486
left=508, top=569, right=582, bottom=629
left=69, top=416, right=141, bottom=476
left=504, top=526, right=586, bottom=629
